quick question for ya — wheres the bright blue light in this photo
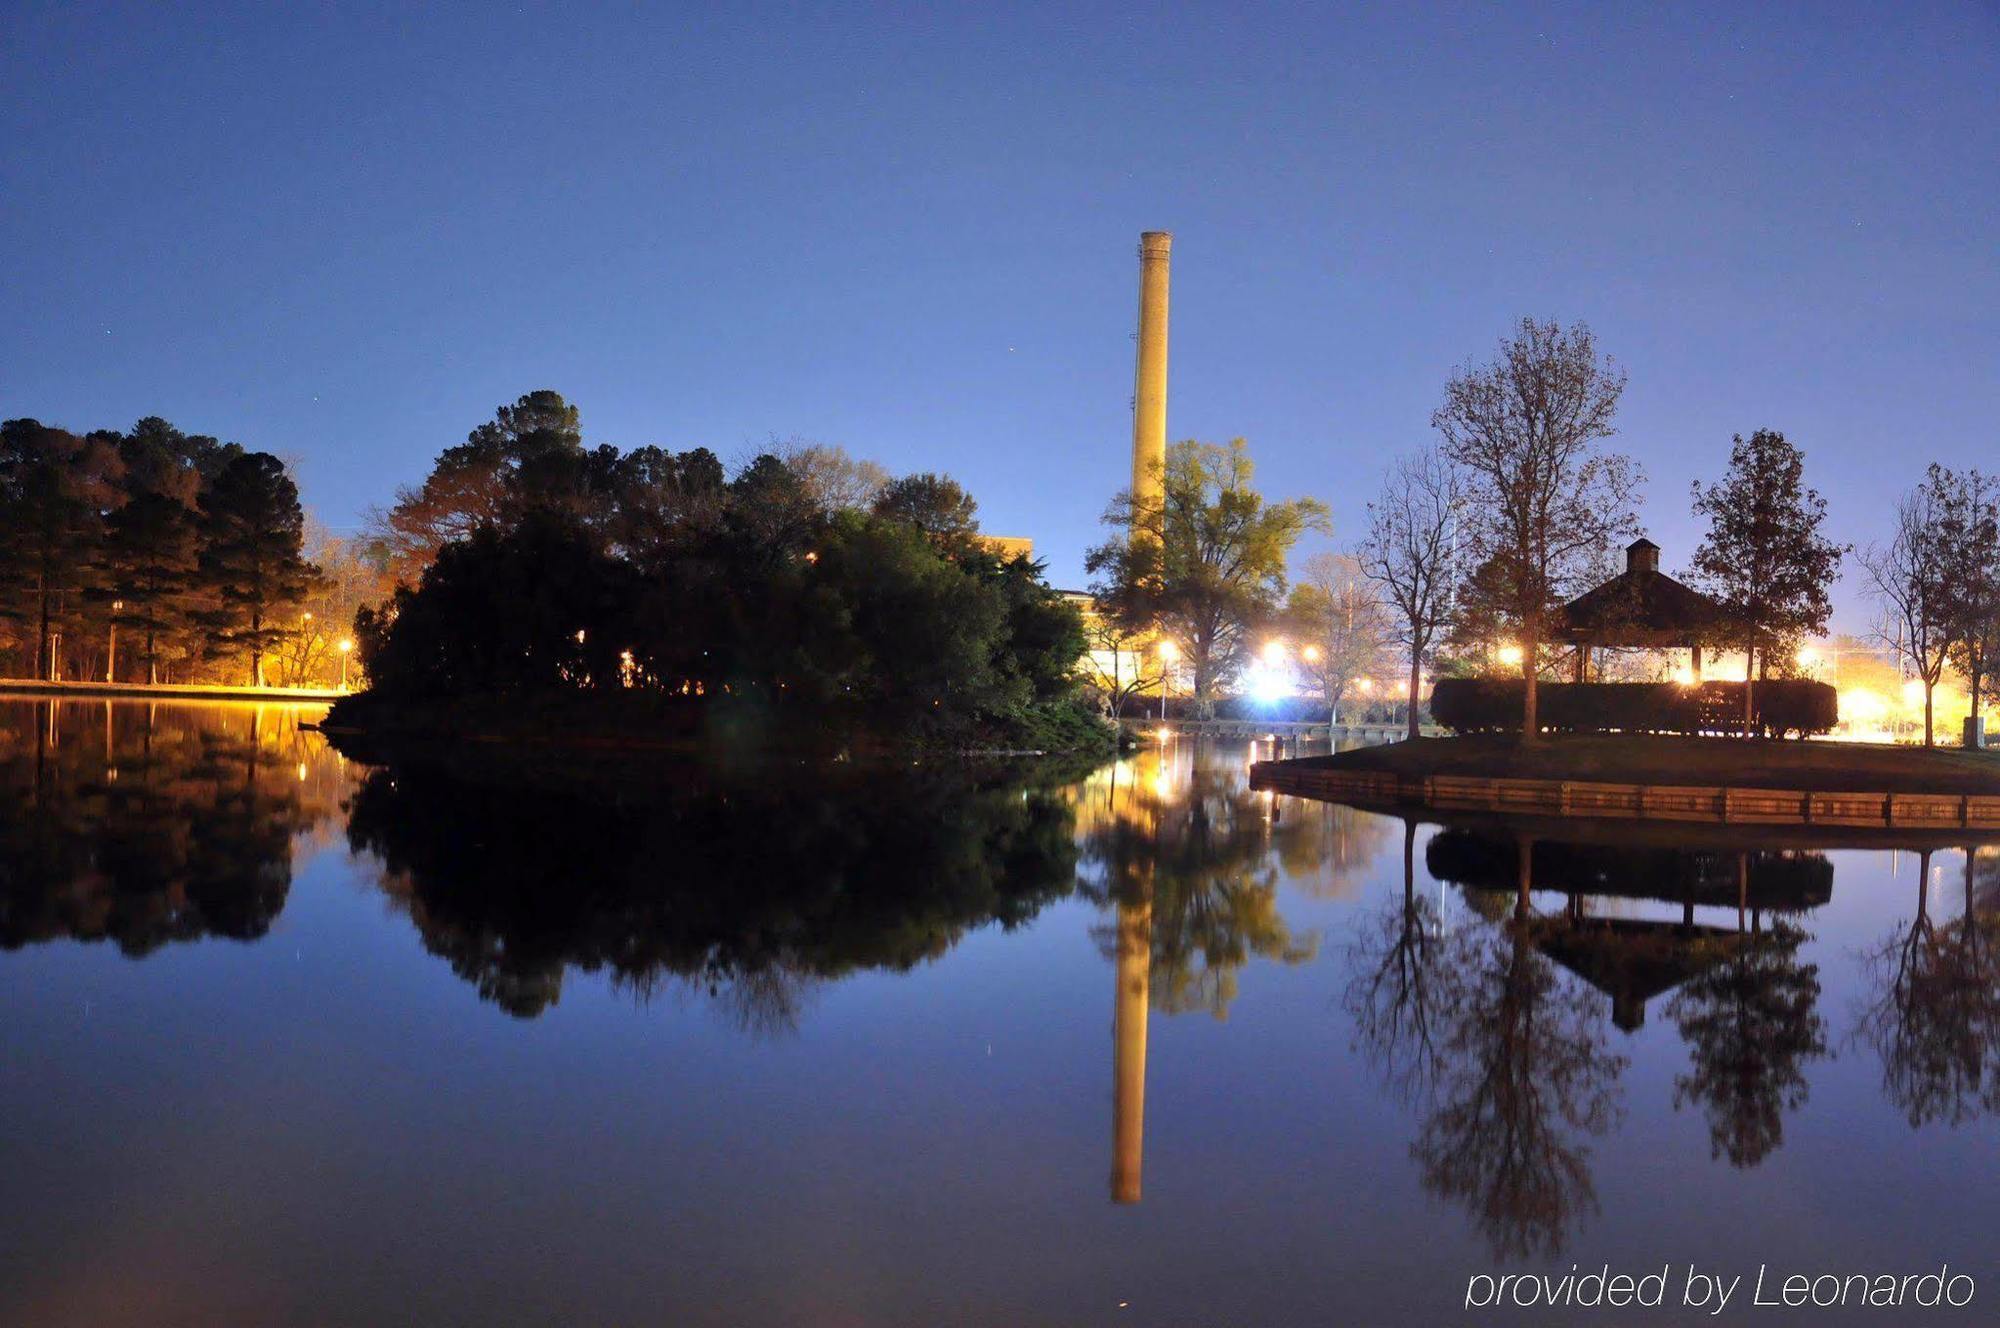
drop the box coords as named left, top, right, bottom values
left=1248, top=666, right=1290, bottom=707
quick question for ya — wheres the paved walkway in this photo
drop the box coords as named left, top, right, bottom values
left=0, top=680, right=345, bottom=703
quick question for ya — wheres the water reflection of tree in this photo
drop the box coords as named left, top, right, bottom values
left=1666, top=922, right=1827, bottom=1167
left=0, top=700, right=337, bottom=953
left=1425, top=826, right=1835, bottom=1175
left=1857, top=849, right=2000, bottom=1127
left=1347, top=821, right=1628, bottom=1258
left=1275, top=798, right=1395, bottom=901
left=1345, top=821, right=1450, bottom=1105
left=1414, top=923, right=1627, bottom=1260
left=1077, top=753, right=1320, bottom=1018
left=342, top=756, right=1080, bottom=1025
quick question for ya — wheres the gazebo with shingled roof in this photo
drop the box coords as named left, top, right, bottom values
left=1555, top=538, right=1726, bottom=682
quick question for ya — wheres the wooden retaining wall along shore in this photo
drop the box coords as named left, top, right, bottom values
left=1247, top=761, right=2000, bottom=831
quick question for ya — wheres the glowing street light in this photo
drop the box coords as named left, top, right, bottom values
left=1496, top=643, right=1524, bottom=668
left=1301, top=644, right=1322, bottom=664
left=1262, top=638, right=1287, bottom=665
left=337, top=637, right=355, bottom=689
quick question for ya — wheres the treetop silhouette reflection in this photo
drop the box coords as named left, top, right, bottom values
left=1857, top=847, right=2000, bottom=1128
left=0, top=699, right=341, bottom=954
left=341, top=752, right=1082, bottom=1024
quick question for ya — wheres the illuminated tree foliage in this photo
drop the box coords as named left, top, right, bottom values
left=1284, top=552, right=1392, bottom=726
left=1079, top=755, right=1319, bottom=1018
left=197, top=452, right=318, bottom=686
left=99, top=492, right=201, bottom=683
left=0, top=413, right=327, bottom=685
left=1086, top=438, right=1328, bottom=717
left=1361, top=446, right=1463, bottom=740
left=871, top=472, right=981, bottom=552
left=0, top=701, right=338, bottom=954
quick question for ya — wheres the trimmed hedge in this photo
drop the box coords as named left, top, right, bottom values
left=1430, top=678, right=1838, bottom=739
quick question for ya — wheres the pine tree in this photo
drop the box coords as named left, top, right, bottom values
left=102, top=490, right=201, bottom=683
left=197, top=453, right=316, bottom=686
left=0, top=419, right=121, bottom=680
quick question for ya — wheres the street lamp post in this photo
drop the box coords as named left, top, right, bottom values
left=338, top=638, right=355, bottom=690
left=107, top=600, right=123, bottom=682
left=1156, top=638, right=1179, bottom=724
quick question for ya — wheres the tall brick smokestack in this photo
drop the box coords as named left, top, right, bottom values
left=1130, top=231, right=1172, bottom=536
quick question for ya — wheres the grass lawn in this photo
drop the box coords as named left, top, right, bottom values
left=1296, top=733, right=2000, bottom=795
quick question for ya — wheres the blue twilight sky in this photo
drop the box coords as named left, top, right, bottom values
left=3, top=2, right=1995, bottom=628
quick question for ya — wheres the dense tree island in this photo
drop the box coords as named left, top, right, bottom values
left=325, top=393, right=1112, bottom=755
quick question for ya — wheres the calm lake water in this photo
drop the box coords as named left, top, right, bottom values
left=2, top=699, right=1996, bottom=1326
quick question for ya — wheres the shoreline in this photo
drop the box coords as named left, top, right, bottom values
left=317, top=689, right=1118, bottom=763
left=1252, top=733, right=2000, bottom=832
left=0, top=680, right=343, bottom=703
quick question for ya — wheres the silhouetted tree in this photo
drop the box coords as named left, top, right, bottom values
left=359, top=510, right=638, bottom=698
left=100, top=490, right=201, bottom=683
left=356, top=442, right=1095, bottom=749
left=1857, top=850, right=2000, bottom=1126
left=1414, top=924, right=1627, bottom=1258
left=1861, top=472, right=1957, bottom=746
left=0, top=419, right=123, bottom=680
left=1361, top=446, right=1463, bottom=740
left=1431, top=320, right=1640, bottom=741
left=1931, top=468, right=2000, bottom=728
left=1346, top=821, right=1452, bottom=1104
left=1667, top=925, right=1828, bottom=1167
left=1688, top=430, right=1845, bottom=721
left=872, top=472, right=981, bottom=551
left=197, top=452, right=316, bottom=686
left=367, top=390, right=590, bottom=585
